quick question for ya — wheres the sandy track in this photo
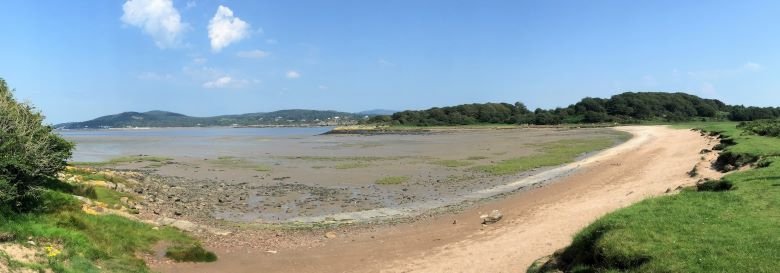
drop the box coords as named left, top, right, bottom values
left=154, top=126, right=718, bottom=273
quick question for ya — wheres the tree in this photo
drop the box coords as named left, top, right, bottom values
left=0, top=78, right=73, bottom=209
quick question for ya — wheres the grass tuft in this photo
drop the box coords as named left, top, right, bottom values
left=375, top=176, right=409, bottom=185
left=165, top=245, right=217, bottom=263
left=431, top=160, right=473, bottom=168
left=473, top=138, right=616, bottom=175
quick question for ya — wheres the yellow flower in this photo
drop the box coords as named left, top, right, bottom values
left=45, top=245, right=61, bottom=257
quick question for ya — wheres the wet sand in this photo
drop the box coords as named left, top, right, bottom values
left=65, top=127, right=626, bottom=224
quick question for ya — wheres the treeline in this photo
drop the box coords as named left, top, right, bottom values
left=367, top=92, right=780, bottom=126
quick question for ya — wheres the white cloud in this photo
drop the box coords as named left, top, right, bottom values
left=208, top=5, right=250, bottom=52
left=688, top=62, right=764, bottom=80
left=202, top=76, right=248, bottom=89
left=378, top=58, right=394, bottom=66
left=185, top=1, right=196, bottom=9
left=265, top=38, right=278, bottom=44
left=318, top=85, right=328, bottom=90
left=286, top=70, right=301, bottom=79
left=237, top=50, right=269, bottom=59
left=121, top=0, right=186, bottom=48
left=137, top=72, right=172, bottom=80
left=743, top=62, right=763, bottom=71
left=192, top=57, right=207, bottom=64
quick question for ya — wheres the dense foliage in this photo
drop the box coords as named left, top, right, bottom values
left=0, top=79, right=73, bottom=208
left=737, top=119, right=780, bottom=137
left=57, top=109, right=366, bottom=129
left=369, top=92, right=780, bottom=126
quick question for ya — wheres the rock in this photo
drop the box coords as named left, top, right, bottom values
left=480, top=210, right=503, bottom=224
left=0, top=232, right=14, bottom=242
left=266, top=250, right=278, bottom=254
left=119, top=197, right=129, bottom=205
left=325, top=232, right=337, bottom=239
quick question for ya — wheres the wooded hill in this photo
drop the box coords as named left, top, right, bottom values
left=56, top=109, right=368, bottom=129
left=368, top=92, right=780, bottom=126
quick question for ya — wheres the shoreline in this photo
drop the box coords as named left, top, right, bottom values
left=151, top=125, right=720, bottom=273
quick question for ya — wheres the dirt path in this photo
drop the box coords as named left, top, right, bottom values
left=154, top=126, right=719, bottom=273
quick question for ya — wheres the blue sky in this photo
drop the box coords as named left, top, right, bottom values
left=1, top=0, right=779, bottom=123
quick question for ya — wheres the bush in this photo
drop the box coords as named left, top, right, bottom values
left=0, top=78, right=73, bottom=209
left=165, top=245, right=218, bottom=262
left=738, top=119, right=780, bottom=137
left=697, top=179, right=733, bottom=192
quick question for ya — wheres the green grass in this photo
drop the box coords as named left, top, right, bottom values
left=531, top=122, right=780, bottom=272
left=0, top=191, right=213, bottom=273
left=375, top=176, right=409, bottom=185
left=473, top=137, right=618, bottom=175
left=431, top=159, right=474, bottom=168
left=92, top=187, right=134, bottom=207
left=466, top=156, right=488, bottom=160
left=210, top=156, right=272, bottom=172
left=0, top=168, right=215, bottom=272
left=281, top=155, right=387, bottom=161
left=333, top=162, right=371, bottom=169
left=165, top=245, right=217, bottom=262
left=70, top=155, right=173, bottom=167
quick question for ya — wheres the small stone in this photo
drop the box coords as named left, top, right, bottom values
left=325, top=232, right=337, bottom=239
left=480, top=209, right=503, bottom=224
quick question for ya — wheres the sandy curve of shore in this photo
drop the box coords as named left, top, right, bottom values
left=153, top=125, right=720, bottom=273
left=287, top=128, right=646, bottom=223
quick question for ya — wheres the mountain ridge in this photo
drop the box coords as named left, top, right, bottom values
left=56, top=109, right=380, bottom=129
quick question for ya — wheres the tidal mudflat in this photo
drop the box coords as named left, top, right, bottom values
left=60, top=127, right=628, bottom=225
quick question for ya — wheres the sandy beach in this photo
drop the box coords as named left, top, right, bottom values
left=149, top=125, right=721, bottom=273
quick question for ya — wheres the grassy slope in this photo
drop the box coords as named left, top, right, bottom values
left=0, top=170, right=213, bottom=272
left=530, top=122, right=780, bottom=272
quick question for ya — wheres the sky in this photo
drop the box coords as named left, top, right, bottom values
left=1, top=0, right=780, bottom=124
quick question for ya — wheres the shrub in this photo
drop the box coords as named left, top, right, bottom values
left=165, top=245, right=218, bottom=262
left=0, top=78, right=73, bottom=209
left=737, top=119, right=780, bottom=137
left=696, top=179, right=733, bottom=192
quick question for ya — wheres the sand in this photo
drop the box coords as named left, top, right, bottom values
left=152, top=125, right=722, bottom=273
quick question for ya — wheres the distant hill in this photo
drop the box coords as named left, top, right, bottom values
left=57, top=109, right=364, bottom=129
left=358, top=109, right=398, bottom=116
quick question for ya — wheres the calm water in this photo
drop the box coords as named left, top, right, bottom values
left=58, top=127, right=333, bottom=162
